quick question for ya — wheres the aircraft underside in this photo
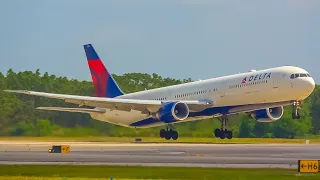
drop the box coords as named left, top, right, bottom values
left=88, top=100, right=303, bottom=140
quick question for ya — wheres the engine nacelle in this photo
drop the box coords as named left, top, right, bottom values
left=251, top=106, right=284, bottom=122
left=155, top=102, right=189, bottom=123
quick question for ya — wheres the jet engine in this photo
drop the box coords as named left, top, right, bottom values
left=156, top=102, right=189, bottom=123
left=250, top=106, right=284, bottom=122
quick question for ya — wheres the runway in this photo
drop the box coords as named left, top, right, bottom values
left=1, top=141, right=320, bottom=168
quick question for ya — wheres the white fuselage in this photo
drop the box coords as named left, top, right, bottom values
left=90, top=66, right=315, bottom=128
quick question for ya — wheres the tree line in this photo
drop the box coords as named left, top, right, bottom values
left=0, top=69, right=319, bottom=138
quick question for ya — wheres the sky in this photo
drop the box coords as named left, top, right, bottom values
left=0, top=0, right=319, bottom=82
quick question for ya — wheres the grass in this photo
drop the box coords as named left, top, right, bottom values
left=0, top=136, right=319, bottom=144
left=0, top=178, right=142, bottom=180
left=0, top=165, right=319, bottom=180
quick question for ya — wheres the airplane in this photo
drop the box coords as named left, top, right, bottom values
left=4, top=44, right=315, bottom=140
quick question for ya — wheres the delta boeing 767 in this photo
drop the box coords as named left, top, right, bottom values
left=5, top=44, right=315, bottom=140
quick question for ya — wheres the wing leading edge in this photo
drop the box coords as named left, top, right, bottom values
left=4, top=90, right=213, bottom=114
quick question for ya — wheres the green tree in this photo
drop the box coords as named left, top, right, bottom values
left=310, top=85, right=320, bottom=134
left=35, top=120, right=53, bottom=136
left=239, top=118, right=256, bottom=137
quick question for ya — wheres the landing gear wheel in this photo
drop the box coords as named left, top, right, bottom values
left=292, top=101, right=301, bottom=120
left=292, top=112, right=301, bottom=120
left=214, top=129, right=221, bottom=137
left=160, top=129, right=166, bottom=138
left=220, top=132, right=226, bottom=139
left=297, top=113, right=301, bottom=119
left=171, top=131, right=178, bottom=140
left=159, top=126, right=179, bottom=140
left=227, top=131, right=233, bottom=139
left=215, top=116, right=233, bottom=140
left=164, top=131, right=171, bottom=140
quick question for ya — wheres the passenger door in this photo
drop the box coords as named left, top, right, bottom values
left=273, top=74, right=281, bottom=89
left=218, top=82, right=226, bottom=98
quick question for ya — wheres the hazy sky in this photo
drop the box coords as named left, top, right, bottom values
left=1, top=0, right=319, bottom=82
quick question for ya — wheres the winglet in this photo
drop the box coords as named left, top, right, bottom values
left=83, top=44, right=125, bottom=98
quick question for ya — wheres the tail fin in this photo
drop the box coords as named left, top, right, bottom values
left=84, top=44, right=124, bottom=98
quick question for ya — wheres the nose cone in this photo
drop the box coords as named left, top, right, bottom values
left=303, top=77, right=315, bottom=95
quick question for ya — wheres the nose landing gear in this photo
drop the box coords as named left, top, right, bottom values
left=214, top=116, right=233, bottom=139
left=292, top=101, right=301, bottom=119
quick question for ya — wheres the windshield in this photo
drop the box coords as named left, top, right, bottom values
left=290, top=73, right=311, bottom=79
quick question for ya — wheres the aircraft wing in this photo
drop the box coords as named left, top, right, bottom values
left=36, top=107, right=106, bottom=114
left=4, top=90, right=213, bottom=113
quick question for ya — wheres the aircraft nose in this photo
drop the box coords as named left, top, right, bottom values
left=304, top=77, right=315, bottom=93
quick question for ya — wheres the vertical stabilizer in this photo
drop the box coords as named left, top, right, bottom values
left=83, top=44, right=124, bottom=98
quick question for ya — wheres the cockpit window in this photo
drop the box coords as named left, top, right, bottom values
left=290, top=74, right=295, bottom=79
left=290, top=73, right=310, bottom=79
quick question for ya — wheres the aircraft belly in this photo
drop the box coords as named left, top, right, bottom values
left=90, top=110, right=148, bottom=127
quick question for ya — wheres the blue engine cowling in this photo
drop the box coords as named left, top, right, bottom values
left=250, top=106, right=284, bottom=122
left=155, top=102, right=189, bottom=123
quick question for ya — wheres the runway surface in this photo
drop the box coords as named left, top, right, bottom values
left=1, top=141, right=320, bottom=168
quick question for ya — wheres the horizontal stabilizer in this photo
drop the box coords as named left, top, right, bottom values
left=36, top=107, right=105, bottom=114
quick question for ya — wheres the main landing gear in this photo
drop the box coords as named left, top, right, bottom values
left=292, top=101, right=301, bottom=120
left=214, top=115, right=233, bottom=139
left=160, top=125, right=178, bottom=140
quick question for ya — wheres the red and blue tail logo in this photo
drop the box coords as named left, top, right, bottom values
left=84, top=44, right=124, bottom=98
